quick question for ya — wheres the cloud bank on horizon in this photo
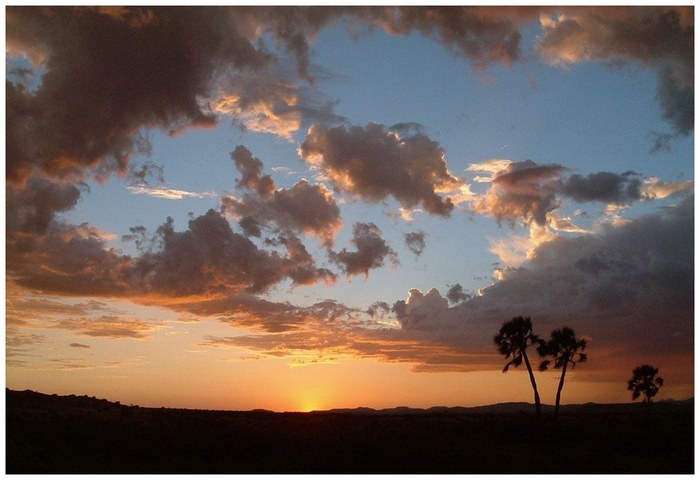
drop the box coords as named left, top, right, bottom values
left=6, top=6, right=693, bottom=382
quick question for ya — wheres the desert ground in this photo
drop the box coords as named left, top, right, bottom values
left=6, top=388, right=693, bottom=473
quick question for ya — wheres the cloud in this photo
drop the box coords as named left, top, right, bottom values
left=6, top=7, right=266, bottom=183
left=9, top=221, right=134, bottom=297
left=10, top=207, right=337, bottom=300
left=133, top=209, right=336, bottom=295
left=404, top=231, right=427, bottom=256
left=329, top=223, right=398, bottom=277
left=230, top=145, right=276, bottom=195
left=390, top=196, right=694, bottom=366
left=641, top=178, right=694, bottom=199
left=6, top=176, right=83, bottom=238
left=6, top=6, right=691, bottom=188
left=70, top=343, right=92, bottom=348
left=446, top=284, right=470, bottom=304
left=213, top=67, right=344, bottom=140
left=222, top=146, right=343, bottom=246
left=561, top=171, right=642, bottom=204
left=299, top=122, right=466, bottom=216
left=537, top=7, right=694, bottom=135
left=55, top=315, right=158, bottom=339
left=127, top=185, right=215, bottom=200
left=468, top=160, right=693, bottom=229
left=365, top=6, right=533, bottom=67
left=470, top=159, right=566, bottom=225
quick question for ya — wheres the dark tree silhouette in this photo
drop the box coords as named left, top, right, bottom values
left=628, top=365, right=664, bottom=404
left=494, top=316, right=542, bottom=417
left=537, top=327, right=587, bottom=418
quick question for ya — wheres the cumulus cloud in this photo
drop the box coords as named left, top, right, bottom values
left=468, top=160, right=693, bottom=228
left=10, top=207, right=337, bottom=300
left=230, top=145, right=276, bottom=195
left=390, top=196, right=694, bottom=366
left=133, top=210, right=336, bottom=295
left=299, top=122, right=466, bottom=216
left=329, top=223, right=398, bottom=277
left=222, top=146, right=343, bottom=246
left=470, top=159, right=566, bottom=225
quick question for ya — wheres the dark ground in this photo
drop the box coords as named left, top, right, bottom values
left=5, top=388, right=694, bottom=474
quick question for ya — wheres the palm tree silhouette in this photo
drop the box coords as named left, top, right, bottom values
left=628, top=365, right=664, bottom=404
left=494, top=316, right=542, bottom=417
left=537, top=327, right=587, bottom=418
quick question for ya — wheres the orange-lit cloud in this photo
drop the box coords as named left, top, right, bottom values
left=299, top=123, right=466, bottom=216
left=469, top=159, right=566, bottom=225
left=467, top=159, right=694, bottom=229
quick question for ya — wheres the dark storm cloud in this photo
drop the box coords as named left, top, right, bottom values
left=391, top=196, right=694, bottom=361
left=5, top=7, right=264, bottom=184
left=329, top=223, right=398, bottom=277
left=404, top=231, right=427, bottom=256
left=561, top=171, right=642, bottom=204
left=299, top=122, right=465, bottom=216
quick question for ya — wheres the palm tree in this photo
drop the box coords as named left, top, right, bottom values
left=537, top=327, right=587, bottom=418
left=628, top=365, right=664, bottom=404
left=494, top=316, right=542, bottom=417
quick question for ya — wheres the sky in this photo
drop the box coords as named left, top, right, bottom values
left=5, top=5, right=695, bottom=412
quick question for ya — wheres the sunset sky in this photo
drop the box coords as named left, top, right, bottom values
left=5, top=5, right=694, bottom=412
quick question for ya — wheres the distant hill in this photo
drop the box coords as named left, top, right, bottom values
left=5, top=388, right=693, bottom=415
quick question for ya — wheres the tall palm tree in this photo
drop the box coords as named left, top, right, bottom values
left=494, top=316, right=542, bottom=417
left=628, top=365, right=664, bottom=404
left=537, top=327, right=587, bottom=418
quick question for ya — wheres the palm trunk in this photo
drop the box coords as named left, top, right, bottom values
left=522, top=350, right=541, bottom=417
left=555, top=360, right=569, bottom=418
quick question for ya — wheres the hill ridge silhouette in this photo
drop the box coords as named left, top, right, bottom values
left=6, top=387, right=693, bottom=414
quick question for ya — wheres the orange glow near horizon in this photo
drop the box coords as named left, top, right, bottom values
left=8, top=347, right=692, bottom=413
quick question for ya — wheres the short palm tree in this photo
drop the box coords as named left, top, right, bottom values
left=537, top=327, right=587, bottom=418
left=494, top=316, right=542, bottom=417
left=628, top=365, right=664, bottom=404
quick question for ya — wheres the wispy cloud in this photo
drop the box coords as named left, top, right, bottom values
left=127, top=185, right=217, bottom=200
